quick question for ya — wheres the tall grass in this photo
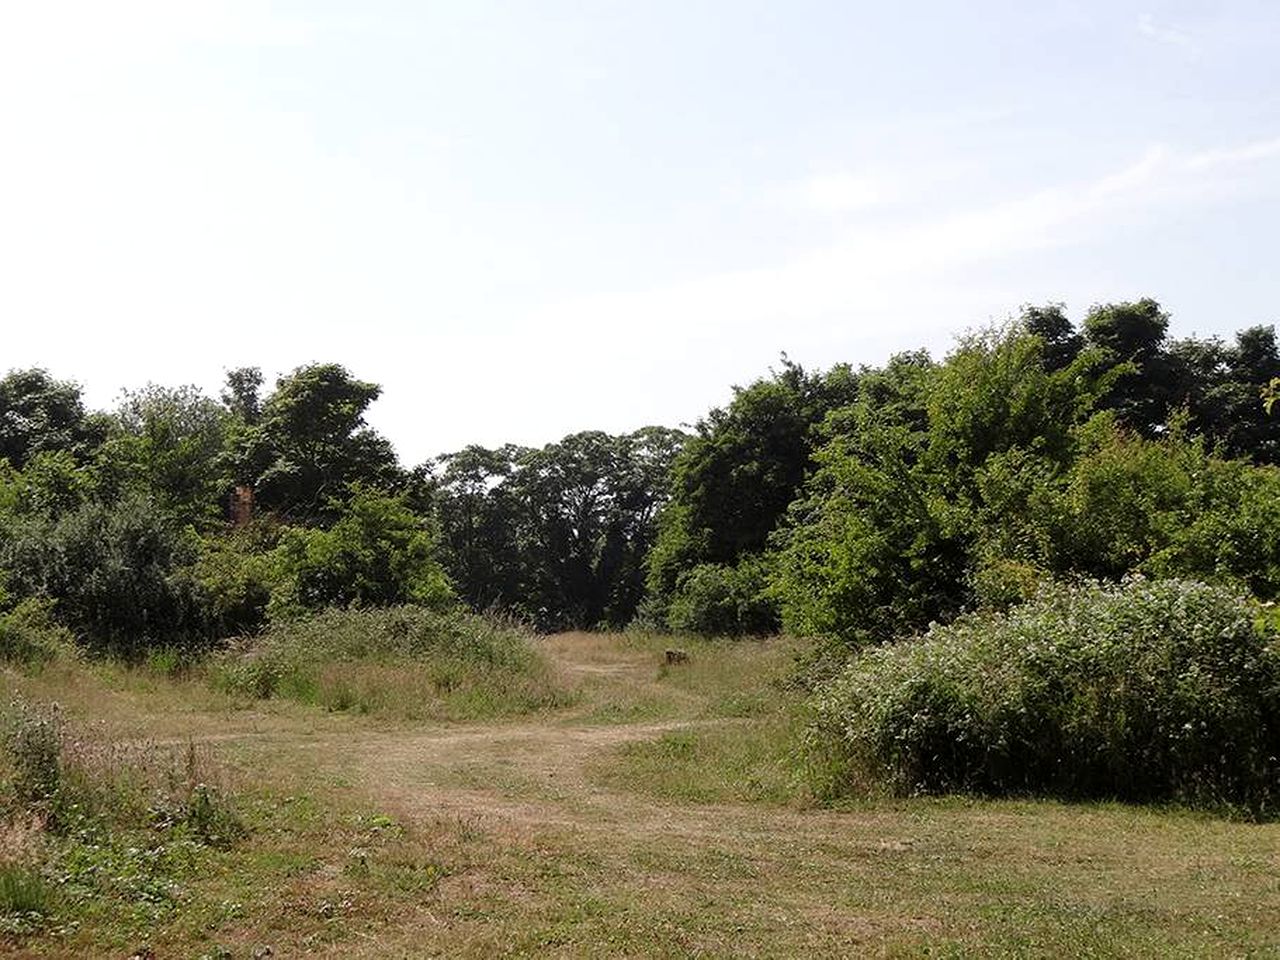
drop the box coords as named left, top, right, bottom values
left=0, top=696, right=242, bottom=940
left=212, top=605, right=573, bottom=720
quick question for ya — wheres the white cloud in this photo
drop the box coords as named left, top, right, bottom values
left=1137, top=13, right=1201, bottom=59
left=777, top=173, right=890, bottom=214
left=1188, top=137, right=1280, bottom=170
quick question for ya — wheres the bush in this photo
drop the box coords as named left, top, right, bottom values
left=809, top=579, right=1280, bottom=814
left=192, top=527, right=279, bottom=637
left=0, top=493, right=209, bottom=657
left=666, top=557, right=779, bottom=636
left=269, top=487, right=453, bottom=618
left=0, top=599, right=73, bottom=667
left=212, top=605, right=568, bottom=719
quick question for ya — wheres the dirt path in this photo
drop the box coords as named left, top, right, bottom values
left=20, top=631, right=1280, bottom=957
left=272, top=633, right=1280, bottom=958
left=308, top=632, right=755, bottom=837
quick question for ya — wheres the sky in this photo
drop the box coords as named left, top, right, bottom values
left=1, top=1, right=1278, bottom=464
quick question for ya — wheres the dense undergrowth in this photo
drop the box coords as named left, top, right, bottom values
left=211, top=605, right=571, bottom=720
left=807, top=579, right=1280, bottom=816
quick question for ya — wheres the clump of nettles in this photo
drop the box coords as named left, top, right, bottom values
left=809, top=579, right=1280, bottom=816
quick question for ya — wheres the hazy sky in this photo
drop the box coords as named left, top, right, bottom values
left=2, top=1, right=1278, bottom=464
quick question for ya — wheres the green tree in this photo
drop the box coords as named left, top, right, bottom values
left=1082, top=298, right=1176, bottom=435
left=271, top=486, right=452, bottom=615
left=433, top=444, right=529, bottom=612
left=248, top=364, right=401, bottom=520
left=0, top=492, right=208, bottom=657
left=0, top=369, right=106, bottom=468
left=1020, top=302, right=1083, bottom=371
left=645, top=358, right=860, bottom=631
left=96, top=384, right=231, bottom=528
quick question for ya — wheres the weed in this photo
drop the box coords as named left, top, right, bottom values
left=1, top=698, right=61, bottom=810
left=212, top=606, right=571, bottom=720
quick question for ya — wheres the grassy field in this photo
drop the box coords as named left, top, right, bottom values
left=1, top=631, right=1278, bottom=957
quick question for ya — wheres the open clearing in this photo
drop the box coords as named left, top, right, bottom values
left=6, top=632, right=1280, bottom=958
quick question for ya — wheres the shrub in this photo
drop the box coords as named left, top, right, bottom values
left=0, top=493, right=209, bottom=657
left=809, top=579, right=1280, bottom=814
left=1, top=700, right=61, bottom=810
left=667, top=557, right=779, bottom=636
left=212, top=605, right=568, bottom=719
left=192, top=528, right=279, bottom=637
left=0, top=599, right=73, bottom=667
left=269, top=487, right=453, bottom=618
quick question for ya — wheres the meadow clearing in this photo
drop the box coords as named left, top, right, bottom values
left=2, top=630, right=1277, bottom=959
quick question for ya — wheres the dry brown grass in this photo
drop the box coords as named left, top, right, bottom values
left=0, top=633, right=1278, bottom=957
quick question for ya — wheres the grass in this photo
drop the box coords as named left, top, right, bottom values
left=0, top=627, right=1275, bottom=956
left=210, top=606, right=575, bottom=720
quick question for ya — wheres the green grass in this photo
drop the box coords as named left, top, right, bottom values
left=211, top=605, right=574, bottom=720
left=0, top=629, right=1277, bottom=957
left=595, top=717, right=804, bottom=804
left=0, top=864, right=54, bottom=924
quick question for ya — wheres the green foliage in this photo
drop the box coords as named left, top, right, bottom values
left=0, top=599, right=74, bottom=667
left=246, top=364, right=401, bottom=520
left=809, top=579, right=1280, bottom=813
left=0, top=369, right=105, bottom=469
left=97, top=384, right=231, bottom=528
left=4, top=450, right=97, bottom=517
left=269, top=486, right=452, bottom=617
left=666, top=556, right=779, bottom=636
left=432, top=443, right=528, bottom=611
left=192, top=526, right=279, bottom=637
left=213, top=605, right=567, bottom=719
left=773, top=318, right=1280, bottom=647
left=645, top=357, right=860, bottom=629
left=0, top=492, right=209, bottom=657
left=0, top=698, right=243, bottom=941
left=0, top=864, right=54, bottom=923
left=924, top=323, right=1113, bottom=477
left=435, top=427, right=685, bottom=630
left=972, top=420, right=1280, bottom=600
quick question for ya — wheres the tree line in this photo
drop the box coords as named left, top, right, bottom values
left=0, top=297, right=1276, bottom=658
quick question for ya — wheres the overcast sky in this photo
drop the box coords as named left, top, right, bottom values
left=2, top=1, right=1278, bottom=464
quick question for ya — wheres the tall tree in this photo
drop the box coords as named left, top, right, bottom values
left=1083, top=298, right=1175, bottom=434
left=98, top=384, right=231, bottom=528
left=1021, top=302, right=1084, bottom=372
left=0, top=369, right=105, bottom=468
left=433, top=444, right=529, bottom=612
left=249, top=364, right=401, bottom=520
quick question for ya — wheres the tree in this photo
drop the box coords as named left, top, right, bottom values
left=97, top=384, right=231, bottom=528
left=271, top=486, right=452, bottom=615
left=433, top=444, right=529, bottom=612
left=0, top=369, right=106, bottom=468
left=221, top=366, right=264, bottom=425
left=645, top=358, right=860, bottom=619
left=1083, top=299, right=1176, bottom=434
left=248, top=364, right=401, bottom=520
left=433, top=428, right=685, bottom=629
left=0, top=492, right=208, bottom=657
left=1020, top=302, right=1083, bottom=371
left=511, top=429, right=685, bottom=629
